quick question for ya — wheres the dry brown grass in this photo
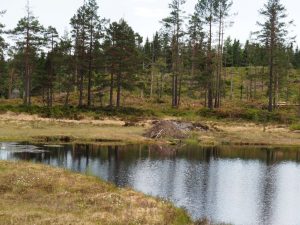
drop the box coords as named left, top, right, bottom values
left=0, top=112, right=300, bottom=146
left=1, top=111, right=300, bottom=146
left=0, top=112, right=147, bottom=144
left=0, top=161, right=192, bottom=225
left=196, top=121, right=300, bottom=146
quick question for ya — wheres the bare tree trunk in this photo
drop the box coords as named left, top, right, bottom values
left=28, top=66, right=32, bottom=105
left=273, top=71, right=279, bottom=109
left=207, top=10, right=213, bottom=110
left=178, top=72, right=182, bottom=106
left=215, top=10, right=222, bottom=108
left=286, top=70, right=289, bottom=102
left=172, top=72, right=176, bottom=107
left=116, top=73, right=121, bottom=108
left=24, top=28, right=30, bottom=105
left=240, top=81, right=243, bottom=101
left=254, top=67, right=257, bottom=99
left=268, top=48, right=274, bottom=112
left=262, top=67, right=264, bottom=93
left=160, top=73, right=163, bottom=99
left=87, top=21, right=93, bottom=107
left=78, top=70, right=84, bottom=107
left=150, top=43, right=155, bottom=98
left=109, top=72, right=114, bottom=107
left=65, top=89, right=70, bottom=106
left=150, top=69, right=154, bottom=98
left=8, top=68, right=14, bottom=99
left=230, top=67, right=234, bottom=100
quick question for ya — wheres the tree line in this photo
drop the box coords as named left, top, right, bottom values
left=0, top=0, right=298, bottom=112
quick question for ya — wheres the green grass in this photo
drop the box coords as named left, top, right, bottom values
left=198, top=106, right=298, bottom=124
left=1, top=81, right=300, bottom=125
left=290, top=124, right=300, bottom=131
left=0, top=104, right=158, bottom=120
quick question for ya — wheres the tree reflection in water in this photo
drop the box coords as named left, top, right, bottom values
left=1, top=142, right=300, bottom=225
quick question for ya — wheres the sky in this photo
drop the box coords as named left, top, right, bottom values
left=1, top=0, right=299, bottom=45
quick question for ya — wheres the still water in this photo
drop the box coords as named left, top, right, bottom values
left=1, top=142, right=300, bottom=225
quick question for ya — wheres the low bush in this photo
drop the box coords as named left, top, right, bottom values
left=198, top=107, right=297, bottom=124
left=290, top=124, right=300, bottom=131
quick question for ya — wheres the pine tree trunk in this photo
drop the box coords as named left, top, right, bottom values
left=178, top=72, right=182, bottom=106
left=87, top=63, right=92, bottom=107
left=8, top=68, right=14, bottom=99
left=172, top=72, right=176, bottom=107
left=268, top=49, right=274, bottom=112
left=230, top=67, right=234, bottom=100
left=24, top=33, right=30, bottom=105
left=109, top=72, right=114, bottom=107
left=87, top=23, right=93, bottom=107
left=78, top=71, right=84, bottom=107
left=215, top=10, right=222, bottom=108
left=160, top=73, right=163, bottom=99
left=207, top=12, right=213, bottom=110
left=65, top=90, right=70, bottom=107
left=150, top=69, right=154, bottom=98
left=116, top=73, right=121, bottom=108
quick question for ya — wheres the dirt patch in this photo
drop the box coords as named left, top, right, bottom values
left=145, top=121, right=210, bottom=139
left=145, top=121, right=187, bottom=139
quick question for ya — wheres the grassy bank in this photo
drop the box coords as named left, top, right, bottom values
left=0, top=112, right=147, bottom=144
left=0, top=95, right=299, bottom=125
left=0, top=161, right=192, bottom=225
left=1, top=111, right=300, bottom=146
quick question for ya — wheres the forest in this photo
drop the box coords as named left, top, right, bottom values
left=0, top=0, right=299, bottom=121
left=2, top=1, right=300, bottom=225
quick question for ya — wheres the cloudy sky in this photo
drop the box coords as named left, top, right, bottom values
left=1, top=0, right=299, bottom=45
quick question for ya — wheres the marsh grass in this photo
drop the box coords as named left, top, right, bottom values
left=0, top=118, right=147, bottom=144
left=0, top=161, right=193, bottom=225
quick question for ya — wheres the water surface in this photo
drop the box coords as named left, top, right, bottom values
left=1, top=142, right=300, bottom=225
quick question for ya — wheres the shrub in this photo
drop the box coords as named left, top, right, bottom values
left=290, top=124, right=300, bottom=131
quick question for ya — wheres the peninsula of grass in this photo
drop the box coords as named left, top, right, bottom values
left=0, top=161, right=192, bottom=225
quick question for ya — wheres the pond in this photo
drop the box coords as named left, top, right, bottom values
left=1, top=142, right=300, bottom=225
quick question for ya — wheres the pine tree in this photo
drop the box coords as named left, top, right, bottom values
left=143, top=34, right=162, bottom=98
left=10, top=1, right=45, bottom=105
left=188, top=11, right=204, bottom=82
left=0, top=10, right=6, bottom=57
left=57, top=31, right=74, bottom=106
left=0, top=10, right=7, bottom=98
left=85, top=0, right=104, bottom=107
left=195, top=0, right=218, bottom=109
left=162, top=0, right=186, bottom=107
left=151, top=33, right=163, bottom=98
left=71, top=3, right=88, bottom=107
left=44, top=26, right=59, bottom=107
left=105, top=20, right=140, bottom=108
left=70, top=0, right=104, bottom=107
left=257, top=0, right=293, bottom=111
left=143, top=37, right=153, bottom=96
left=214, top=0, right=232, bottom=108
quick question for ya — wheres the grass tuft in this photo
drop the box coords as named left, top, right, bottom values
left=0, top=161, right=193, bottom=225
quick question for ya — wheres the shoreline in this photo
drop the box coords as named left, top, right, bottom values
left=1, top=111, right=300, bottom=147
left=0, top=160, right=192, bottom=225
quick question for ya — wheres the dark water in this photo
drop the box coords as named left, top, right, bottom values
left=1, top=142, right=300, bottom=225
